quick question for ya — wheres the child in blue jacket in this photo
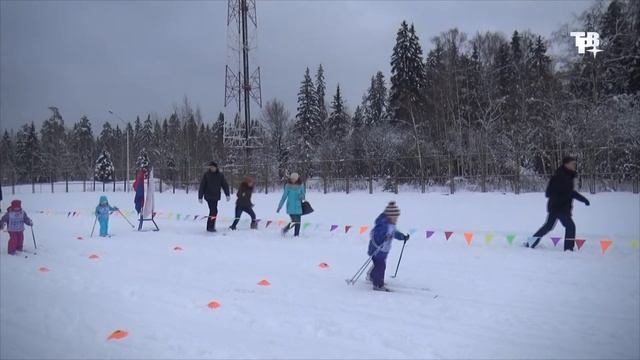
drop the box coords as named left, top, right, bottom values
left=277, top=173, right=305, bottom=237
left=367, top=201, right=409, bottom=291
left=95, top=195, right=118, bottom=237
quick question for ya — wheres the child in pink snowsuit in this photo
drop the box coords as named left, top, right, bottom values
left=0, top=200, right=33, bottom=255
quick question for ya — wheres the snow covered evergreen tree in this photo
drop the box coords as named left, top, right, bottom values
left=94, top=150, right=115, bottom=182
left=70, top=115, right=95, bottom=179
left=15, top=123, right=41, bottom=182
left=136, top=148, right=151, bottom=177
left=389, top=21, right=426, bottom=123
left=327, top=85, right=350, bottom=140
left=40, top=107, right=67, bottom=180
left=315, top=64, right=328, bottom=129
left=294, top=67, right=320, bottom=173
left=363, top=71, right=388, bottom=126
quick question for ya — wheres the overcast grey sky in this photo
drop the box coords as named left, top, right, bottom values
left=0, top=0, right=592, bottom=132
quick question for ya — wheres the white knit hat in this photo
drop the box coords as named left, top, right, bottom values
left=290, top=172, right=300, bottom=181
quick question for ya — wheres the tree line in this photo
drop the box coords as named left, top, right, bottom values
left=1, top=0, right=638, bottom=192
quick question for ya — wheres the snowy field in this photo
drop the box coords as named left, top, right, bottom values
left=1, top=188, right=639, bottom=359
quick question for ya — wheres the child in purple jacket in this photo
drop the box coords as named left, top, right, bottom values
left=0, top=200, right=33, bottom=255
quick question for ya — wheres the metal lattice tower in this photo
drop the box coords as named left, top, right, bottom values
left=224, top=0, right=263, bottom=156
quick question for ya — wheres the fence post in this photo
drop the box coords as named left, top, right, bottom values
left=515, top=152, right=520, bottom=195
left=393, top=162, right=399, bottom=194
left=590, top=172, right=596, bottom=194
left=65, top=173, right=69, bottom=193
left=368, top=161, right=373, bottom=194
left=12, top=173, right=15, bottom=195
left=323, top=175, right=327, bottom=194
left=51, top=173, right=54, bottom=193
left=264, top=163, right=269, bottom=195
left=113, top=173, right=116, bottom=192
left=448, top=154, right=454, bottom=195
left=159, top=177, right=163, bottom=193
left=481, top=151, right=487, bottom=193
left=93, top=178, right=96, bottom=192
left=345, top=163, right=350, bottom=194
left=83, top=179, right=86, bottom=192
left=32, top=177, right=35, bottom=194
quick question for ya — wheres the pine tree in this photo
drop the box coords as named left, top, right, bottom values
left=363, top=71, right=388, bottom=126
left=97, top=122, right=116, bottom=155
left=70, top=115, right=95, bottom=178
left=94, top=150, right=115, bottom=182
left=0, top=130, right=15, bottom=177
left=327, top=84, right=350, bottom=140
left=15, top=123, right=41, bottom=181
left=136, top=148, right=151, bottom=177
left=315, top=64, right=328, bottom=128
left=294, top=67, right=320, bottom=155
left=40, top=107, right=67, bottom=181
left=389, top=21, right=426, bottom=123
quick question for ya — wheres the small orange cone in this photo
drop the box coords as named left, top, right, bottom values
left=89, top=254, right=100, bottom=260
left=107, top=330, right=128, bottom=341
left=257, top=279, right=271, bottom=286
left=318, top=262, right=329, bottom=269
left=207, top=301, right=221, bottom=309
left=38, top=267, right=49, bottom=273
left=174, top=246, right=183, bottom=251
left=359, top=226, right=368, bottom=235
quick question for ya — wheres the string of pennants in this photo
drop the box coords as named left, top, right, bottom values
left=34, top=209, right=639, bottom=254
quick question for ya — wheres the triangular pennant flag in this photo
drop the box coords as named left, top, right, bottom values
left=176, top=214, right=181, bottom=220
left=426, top=230, right=434, bottom=239
left=107, top=330, right=128, bottom=341
left=193, top=215, right=199, bottom=221
left=72, top=211, right=77, bottom=217
left=359, top=226, right=368, bottom=235
left=575, top=239, right=586, bottom=250
left=88, top=254, right=100, bottom=260
left=600, top=239, right=612, bottom=254
left=67, top=212, right=72, bottom=217
left=345, top=225, right=352, bottom=234
left=484, top=233, right=494, bottom=245
left=318, top=262, right=329, bottom=269
left=506, top=234, right=516, bottom=245
left=631, top=240, right=639, bottom=250
left=266, top=220, right=272, bottom=228
left=277, top=220, right=285, bottom=227
left=444, top=231, right=453, bottom=241
left=258, top=279, right=271, bottom=286
left=464, top=232, right=473, bottom=245
left=303, top=222, right=311, bottom=230
left=77, top=236, right=84, bottom=240
left=174, top=246, right=183, bottom=251
left=551, top=237, right=561, bottom=246
left=330, top=225, right=338, bottom=232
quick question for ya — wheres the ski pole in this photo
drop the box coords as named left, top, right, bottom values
left=116, top=209, right=135, bottom=228
left=30, top=225, right=37, bottom=250
left=390, top=240, right=407, bottom=279
left=347, top=244, right=385, bottom=285
left=90, top=216, right=98, bottom=238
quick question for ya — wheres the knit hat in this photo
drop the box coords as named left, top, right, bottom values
left=243, top=175, right=254, bottom=184
left=562, top=156, right=577, bottom=165
left=9, top=200, right=21, bottom=211
left=207, top=161, right=218, bottom=167
left=384, top=201, right=400, bottom=217
left=290, top=172, right=300, bottom=182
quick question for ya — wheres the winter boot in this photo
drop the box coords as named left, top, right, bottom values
left=229, top=225, right=237, bottom=231
left=373, top=285, right=391, bottom=292
left=250, top=221, right=258, bottom=230
left=281, top=223, right=291, bottom=236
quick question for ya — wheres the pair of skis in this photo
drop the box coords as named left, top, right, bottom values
left=90, top=208, right=135, bottom=238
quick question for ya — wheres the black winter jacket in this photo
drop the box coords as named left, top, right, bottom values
left=198, top=170, right=230, bottom=201
left=545, top=166, right=588, bottom=214
left=236, top=182, right=254, bottom=208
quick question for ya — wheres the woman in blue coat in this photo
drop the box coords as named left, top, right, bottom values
left=277, top=172, right=305, bottom=237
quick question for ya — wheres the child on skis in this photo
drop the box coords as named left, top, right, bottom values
left=95, top=195, right=118, bottom=237
left=367, top=201, right=409, bottom=292
left=230, top=176, right=257, bottom=230
left=277, top=173, right=305, bottom=237
left=0, top=200, right=33, bottom=255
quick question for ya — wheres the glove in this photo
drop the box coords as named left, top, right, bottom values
left=198, top=198, right=203, bottom=204
left=584, top=199, right=590, bottom=206
left=114, top=207, right=119, bottom=211
left=404, top=233, right=410, bottom=242
left=276, top=208, right=281, bottom=213
left=226, top=196, right=231, bottom=202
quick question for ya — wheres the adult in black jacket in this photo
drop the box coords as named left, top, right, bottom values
left=198, top=161, right=230, bottom=232
left=529, top=156, right=590, bottom=251
left=229, top=176, right=257, bottom=230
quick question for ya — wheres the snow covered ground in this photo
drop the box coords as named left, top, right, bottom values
left=1, top=189, right=639, bottom=359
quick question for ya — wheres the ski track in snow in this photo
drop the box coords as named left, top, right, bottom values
left=1, top=190, right=638, bottom=359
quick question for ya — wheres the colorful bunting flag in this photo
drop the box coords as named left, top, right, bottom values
left=551, top=237, right=561, bottom=246
left=444, top=231, right=453, bottom=241
left=330, top=225, right=339, bottom=232
left=303, top=222, right=311, bottom=230
left=359, top=226, right=368, bottom=235
left=484, top=233, right=494, bottom=245
left=575, top=239, right=586, bottom=250
left=345, top=225, right=352, bottom=234
left=631, top=240, right=639, bottom=250
left=506, top=234, right=516, bottom=245
left=600, top=239, right=612, bottom=254
left=464, top=232, right=473, bottom=246
left=266, top=220, right=272, bottom=228
left=277, top=220, right=285, bottom=227
left=426, top=230, right=434, bottom=239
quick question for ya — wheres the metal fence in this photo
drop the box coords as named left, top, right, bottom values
left=2, top=152, right=638, bottom=195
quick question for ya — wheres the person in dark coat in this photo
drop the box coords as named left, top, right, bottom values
left=230, top=176, right=257, bottom=230
left=528, top=156, right=590, bottom=251
left=198, top=161, right=230, bottom=232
